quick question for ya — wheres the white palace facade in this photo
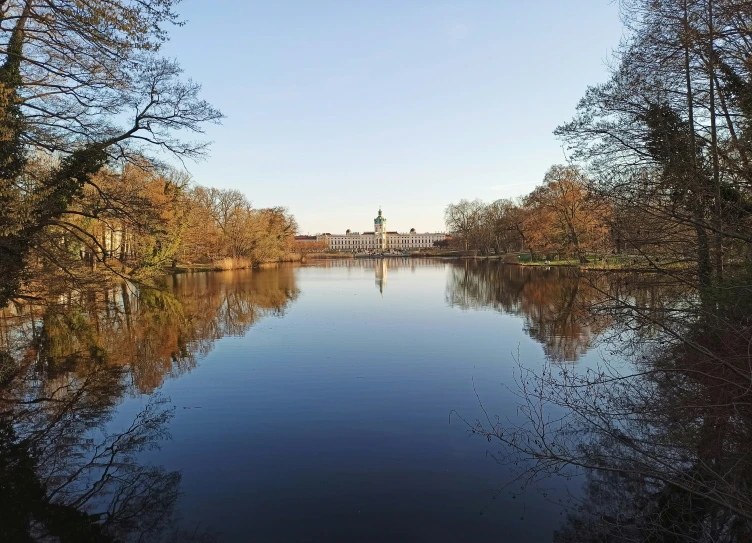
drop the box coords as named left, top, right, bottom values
left=299, top=209, right=446, bottom=252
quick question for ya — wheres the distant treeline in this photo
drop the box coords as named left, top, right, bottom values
left=84, top=163, right=297, bottom=270
left=20, top=158, right=298, bottom=296
left=447, top=154, right=750, bottom=271
left=446, top=165, right=611, bottom=263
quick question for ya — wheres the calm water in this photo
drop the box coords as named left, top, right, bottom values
left=2, top=259, right=637, bottom=542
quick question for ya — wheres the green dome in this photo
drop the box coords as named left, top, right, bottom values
left=374, top=208, right=386, bottom=225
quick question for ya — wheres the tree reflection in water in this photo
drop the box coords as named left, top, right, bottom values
left=446, top=261, right=689, bottom=362
left=451, top=262, right=752, bottom=541
left=0, top=268, right=298, bottom=541
left=445, top=261, right=615, bottom=361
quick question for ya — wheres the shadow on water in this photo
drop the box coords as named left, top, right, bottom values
left=0, top=268, right=298, bottom=541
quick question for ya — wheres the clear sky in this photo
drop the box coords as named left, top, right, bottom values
left=162, top=1, right=623, bottom=235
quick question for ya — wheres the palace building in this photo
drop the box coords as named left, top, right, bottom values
left=297, top=209, right=446, bottom=252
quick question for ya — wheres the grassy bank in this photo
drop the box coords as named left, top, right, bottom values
left=510, top=254, right=690, bottom=271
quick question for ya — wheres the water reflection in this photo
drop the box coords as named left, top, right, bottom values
left=375, top=259, right=387, bottom=294
left=302, top=257, right=445, bottom=296
left=0, top=261, right=711, bottom=541
left=0, top=268, right=298, bottom=541
left=445, top=261, right=685, bottom=362
left=0, top=390, right=192, bottom=543
left=445, top=261, right=612, bottom=361
left=457, top=264, right=752, bottom=541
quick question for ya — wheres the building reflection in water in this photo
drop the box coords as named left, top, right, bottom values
left=302, top=257, right=445, bottom=297
left=375, top=259, right=387, bottom=294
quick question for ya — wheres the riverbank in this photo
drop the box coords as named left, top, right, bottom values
left=163, top=252, right=691, bottom=275
left=411, top=252, right=681, bottom=272
left=165, top=254, right=304, bottom=273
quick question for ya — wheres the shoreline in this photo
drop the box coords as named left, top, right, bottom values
left=162, top=253, right=716, bottom=275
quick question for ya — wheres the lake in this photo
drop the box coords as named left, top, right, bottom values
left=1, top=259, right=658, bottom=542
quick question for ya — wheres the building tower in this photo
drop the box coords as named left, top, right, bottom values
left=374, top=208, right=387, bottom=251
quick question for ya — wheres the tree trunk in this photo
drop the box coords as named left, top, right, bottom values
left=707, top=0, right=723, bottom=282
left=119, top=228, right=127, bottom=262
left=684, top=1, right=711, bottom=288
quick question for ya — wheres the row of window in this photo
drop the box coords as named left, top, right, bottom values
left=329, top=237, right=442, bottom=242
left=329, top=239, right=440, bottom=247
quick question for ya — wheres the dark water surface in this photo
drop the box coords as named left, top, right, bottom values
left=2, top=259, right=638, bottom=542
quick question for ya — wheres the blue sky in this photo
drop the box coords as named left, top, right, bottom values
left=163, top=1, right=623, bottom=234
